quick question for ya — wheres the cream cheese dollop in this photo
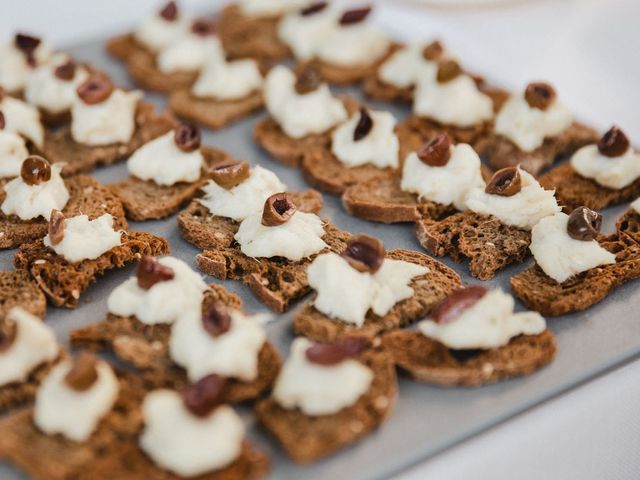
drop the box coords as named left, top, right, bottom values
left=44, top=213, right=122, bottom=263
left=71, top=89, right=143, bottom=146
left=0, top=307, right=59, bottom=387
left=418, top=289, right=546, bottom=350
left=273, top=337, right=373, bottom=416
left=631, top=197, right=640, bottom=214
left=401, top=143, right=485, bottom=210
left=108, top=257, right=207, bottom=325
left=0, top=38, right=51, bottom=92
left=0, top=95, right=44, bottom=147
left=140, top=390, right=244, bottom=477
left=414, top=74, right=493, bottom=127
left=331, top=109, right=399, bottom=168
left=192, top=58, right=263, bottom=101
left=1, top=163, right=69, bottom=220
left=134, top=10, right=191, bottom=53
left=495, top=93, right=573, bottom=152
left=0, top=130, right=29, bottom=178
left=465, top=168, right=560, bottom=230
left=264, top=65, right=347, bottom=139
left=317, top=22, right=390, bottom=67
left=199, top=165, right=286, bottom=222
left=127, top=130, right=204, bottom=186
left=378, top=41, right=439, bottom=88
left=24, top=53, right=89, bottom=115
left=34, top=359, right=119, bottom=442
left=239, top=0, right=307, bottom=16
left=157, top=33, right=224, bottom=74
left=235, top=210, right=326, bottom=261
left=170, top=308, right=267, bottom=382
left=571, top=144, right=640, bottom=190
left=529, top=212, right=616, bottom=283
left=307, top=252, right=428, bottom=326
left=278, top=5, right=339, bottom=60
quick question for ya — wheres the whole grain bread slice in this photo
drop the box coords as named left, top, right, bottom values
left=106, top=34, right=198, bottom=93
left=538, top=162, right=640, bottom=212
left=475, top=122, right=598, bottom=176
left=510, top=232, right=640, bottom=316
left=14, top=231, right=170, bottom=308
left=382, top=329, right=556, bottom=387
left=42, top=101, right=175, bottom=176
left=255, top=343, right=396, bottom=463
left=293, top=249, right=461, bottom=342
left=253, top=96, right=360, bottom=167
left=218, top=5, right=290, bottom=61
left=416, top=212, right=531, bottom=280
left=0, top=373, right=270, bottom=480
left=0, top=351, right=65, bottom=414
left=362, top=72, right=414, bottom=104
left=70, top=284, right=280, bottom=403
left=197, top=223, right=352, bottom=313
left=178, top=189, right=324, bottom=250
left=169, top=88, right=264, bottom=130
left=1, top=174, right=128, bottom=249
left=109, top=146, right=232, bottom=221
left=616, top=208, right=640, bottom=244
left=0, top=270, right=46, bottom=318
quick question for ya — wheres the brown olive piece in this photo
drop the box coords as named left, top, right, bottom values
left=436, top=59, right=462, bottom=83
left=432, top=285, right=488, bottom=324
left=417, top=134, right=452, bottom=167
left=342, top=234, right=384, bottom=273
left=485, top=166, right=522, bottom=197
left=136, top=256, right=175, bottom=290
left=301, top=2, right=328, bottom=16
left=202, top=302, right=232, bottom=338
left=210, top=160, right=250, bottom=189
left=0, top=318, right=17, bottom=353
left=262, top=193, right=297, bottom=227
left=191, top=19, right=216, bottom=36
left=54, top=60, right=76, bottom=81
left=174, top=123, right=201, bottom=152
left=76, top=76, right=114, bottom=105
left=160, top=1, right=178, bottom=21
left=15, top=33, right=41, bottom=67
left=64, top=352, right=99, bottom=392
left=339, top=7, right=372, bottom=25
left=21, top=155, right=52, bottom=186
left=294, top=66, right=321, bottom=95
left=597, top=126, right=630, bottom=158
left=48, top=209, right=66, bottom=246
left=0, top=111, right=5, bottom=130
left=306, top=337, right=369, bottom=366
left=353, top=108, right=373, bottom=142
left=567, top=206, right=602, bottom=241
left=524, top=82, right=556, bottom=111
left=422, top=40, right=444, bottom=61
left=182, top=374, right=227, bottom=417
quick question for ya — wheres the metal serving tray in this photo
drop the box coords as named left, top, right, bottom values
left=1, top=37, right=639, bottom=480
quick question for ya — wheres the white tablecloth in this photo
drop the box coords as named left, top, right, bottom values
left=2, top=1, right=640, bottom=478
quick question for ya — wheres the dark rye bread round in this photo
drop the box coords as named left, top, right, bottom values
left=70, top=284, right=281, bottom=403
left=196, top=223, right=352, bottom=313
left=109, top=146, right=233, bottom=221
left=169, top=88, right=264, bottom=130
left=416, top=212, right=531, bottom=280
left=616, top=208, right=640, bottom=244
left=362, top=71, right=414, bottom=104
left=474, top=122, right=598, bottom=176
left=219, top=5, right=290, bottom=61
left=510, top=232, right=640, bottom=316
left=0, top=351, right=66, bottom=414
left=255, top=343, right=396, bottom=464
left=293, top=249, right=461, bottom=342
left=178, top=189, right=324, bottom=250
left=0, top=269, right=46, bottom=318
left=0, top=174, right=128, bottom=250
left=0, top=373, right=270, bottom=480
left=14, top=231, right=170, bottom=308
left=106, top=33, right=198, bottom=93
left=42, top=101, right=175, bottom=176
left=538, top=162, right=640, bottom=212
left=296, top=43, right=399, bottom=86
left=253, top=96, right=360, bottom=167
left=381, top=329, right=556, bottom=387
